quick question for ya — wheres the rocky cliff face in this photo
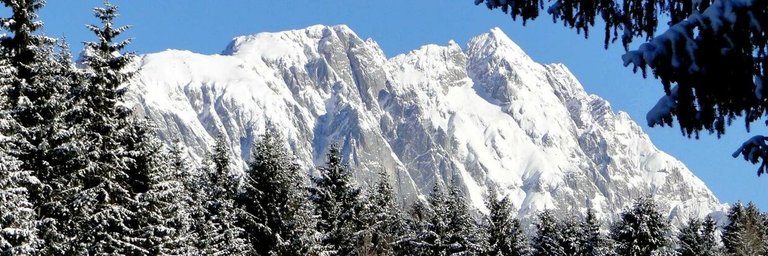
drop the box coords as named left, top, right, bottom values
left=128, top=25, right=725, bottom=224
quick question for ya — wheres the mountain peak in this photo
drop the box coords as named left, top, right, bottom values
left=221, top=24, right=362, bottom=59
left=466, top=27, right=529, bottom=60
left=131, top=26, right=726, bottom=226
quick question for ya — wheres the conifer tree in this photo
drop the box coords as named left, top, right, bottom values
left=309, top=144, right=364, bottom=255
left=133, top=135, right=195, bottom=255
left=560, top=217, right=583, bottom=256
left=676, top=216, right=722, bottom=256
left=356, top=170, right=403, bottom=256
left=485, top=187, right=529, bottom=256
left=700, top=216, right=722, bottom=256
left=65, top=3, right=164, bottom=254
left=237, top=132, right=315, bottom=255
left=722, top=202, right=767, bottom=255
left=677, top=218, right=704, bottom=256
left=0, top=1, right=84, bottom=253
left=0, top=138, right=40, bottom=255
left=194, top=136, right=251, bottom=255
left=445, top=182, right=485, bottom=255
left=579, top=209, right=612, bottom=256
left=610, top=197, right=670, bottom=256
left=400, top=197, right=436, bottom=256
left=532, top=210, right=565, bottom=256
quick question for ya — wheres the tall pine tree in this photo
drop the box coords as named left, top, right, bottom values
left=445, top=182, right=485, bottom=255
left=309, top=144, right=364, bottom=255
left=532, top=210, right=565, bottom=256
left=356, top=170, right=403, bottom=256
left=677, top=216, right=723, bottom=256
left=485, top=187, right=529, bottom=256
left=610, top=197, right=670, bottom=256
left=0, top=1, right=82, bottom=253
left=722, top=202, right=767, bottom=255
left=0, top=135, right=40, bottom=255
left=579, top=209, right=612, bottom=256
left=194, top=135, right=251, bottom=255
left=237, top=131, right=315, bottom=255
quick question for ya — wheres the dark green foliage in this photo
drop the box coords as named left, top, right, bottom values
left=444, top=182, right=486, bottom=255
left=0, top=4, right=74, bottom=253
left=677, top=216, right=723, bottom=256
left=237, top=132, right=315, bottom=255
left=532, top=210, right=565, bottom=256
left=356, top=170, right=404, bottom=256
left=194, top=137, right=251, bottom=255
left=485, top=187, right=529, bottom=256
left=722, top=202, right=767, bottom=255
left=580, top=209, right=612, bottom=256
left=399, top=181, right=487, bottom=255
left=610, top=197, right=670, bottom=256
left=309, top=144, right=364, bottom=255
left=0, top=140, right=40, bottom=255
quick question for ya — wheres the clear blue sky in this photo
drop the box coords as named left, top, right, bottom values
left=41, top=1, right=768, bottom=208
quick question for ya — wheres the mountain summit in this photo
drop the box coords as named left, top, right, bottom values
left=129, top=25, right=724, bottom=223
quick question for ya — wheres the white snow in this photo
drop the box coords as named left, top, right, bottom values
left=127, top=25, right=727, bottom=225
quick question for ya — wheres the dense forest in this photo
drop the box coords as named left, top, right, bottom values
left=0, top=1, right=767, bottom=255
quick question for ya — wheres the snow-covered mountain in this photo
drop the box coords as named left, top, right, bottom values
left=128, top=25, right=726, bottom=224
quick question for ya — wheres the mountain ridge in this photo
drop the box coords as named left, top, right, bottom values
left=128, top=24, right=726, bottom=224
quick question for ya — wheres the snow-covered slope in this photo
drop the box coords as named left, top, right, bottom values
left=128, top=25, right=726, bottom=223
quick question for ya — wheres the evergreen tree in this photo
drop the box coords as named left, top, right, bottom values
left=560, top=217, right=583, bottom=256
left=168, top=139, right=207, bottom=254
left=65, top=3, right=166, bottom=254
left=610, top=197, right=670, bottom=256
left=0, top=1, right=86, bottom=253
left=700, top=216, right=722, bottom=256
left=676, top=216, right=722, bottom=256
left=532, top=210, right=565, bottom=256
left=194, top=136, right=251, bottom=255
left=0, top=137, right=40, bottom=255
left=722, top=202, right=767, bottom=255
left=133, top=135, right=195, bottom=255
left=237, top=131, right=315, bottom=255
left=356, top=170, right=403, bottom=256
left=677, top=218, right=704, bottom=256
left=579, top=209, right=612, bottom=256
left=309, top=144, right=364, bottom=255
left=485, top=187, right=529, bottom=256
left=399, top=196, right=437, bottom=256
left=444, top=182, right=485, bottom=255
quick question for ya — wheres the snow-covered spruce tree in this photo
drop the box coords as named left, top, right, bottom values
left=309, top=144, right=364, bottom=255
left=0, top=1, right=82, bottom=253
left=532, top=210, right=565, bottom=256
left=722, top=202, right=767, bottom=255
left=560, top=217, right=583, bottom=256
left=133, top=133, right=196, bottom=255
left=473, top=1, right=768, bottom=173
left=65, top=2, right=178, bottom=254
left=677, top=216, right=724, bottom=256
left=579, top=209, right=613, bottom=256
left=700, top=216, right=722, bottom=256
left=610, top=197, right=671, bottom=256
left=194, top=136, right=251, bottom=255
left=236, top=132, right=315, bottom=256
left=355, top=169, right=403, bottom=256
left=398, top=195, right=436, bottom=256
left=444, top=182, right=485, bottom=255
left=485, top=186, right=529, bottom=256
left=0, top=134, right=41, bottom=255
